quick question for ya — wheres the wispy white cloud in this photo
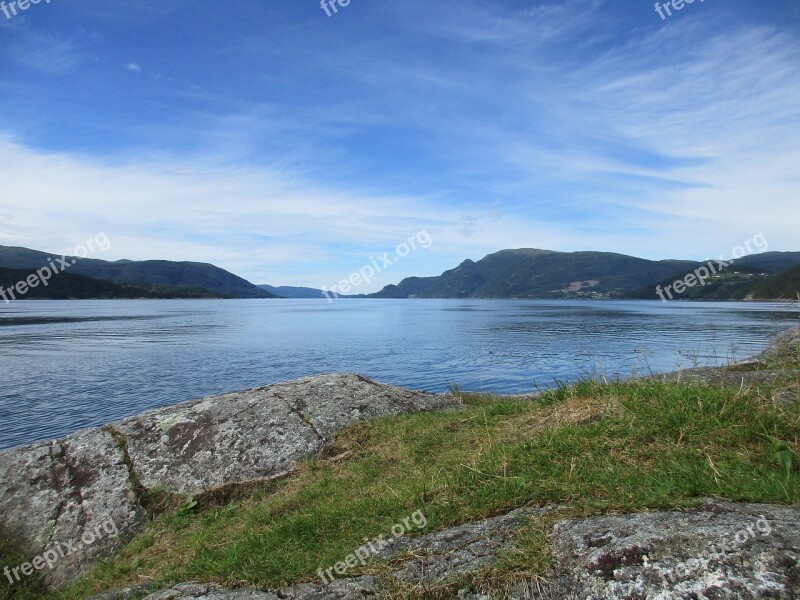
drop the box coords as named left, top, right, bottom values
left=0, top=133, right=634, bottom=289
left=125, top=62, right=142, bottom=73
left=9, top=32, right=82, bottom=72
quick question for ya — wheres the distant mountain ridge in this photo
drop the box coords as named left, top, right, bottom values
left=257, top=285, right=366, bottom=299
left=0, top=267, right=221, bottom=300
left=258, top=285, right=325, bottom=299
left=0, top=245, right=276, bottom=299
left=2, top=244, right=797, bottom=302
left=368, top=249, right=800, bottom=300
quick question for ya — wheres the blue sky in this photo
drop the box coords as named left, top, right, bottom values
left=0, top=0, right=798, bottom=291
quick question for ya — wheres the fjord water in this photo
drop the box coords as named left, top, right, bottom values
left=0, top=299, right=797, bottom=450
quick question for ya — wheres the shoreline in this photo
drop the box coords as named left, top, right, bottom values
left=0, top=326, right=797, bottom=598
left=1, top=316, right=796, bottom=453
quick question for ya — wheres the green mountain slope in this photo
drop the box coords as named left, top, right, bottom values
left=0, top=267, right=231, bottom=300
left=0, top=267, right=169, bottom=300
left=749, top=264, right=800, bottom=299
left=627, top=263, right=800, bottom=301
left=370, top=249, right=700, bottom=299
left=0, top=246, right=275, bottom=299
left=626, top=264, right=765, bottom=300
left=735, top=251, right=800, bottom=273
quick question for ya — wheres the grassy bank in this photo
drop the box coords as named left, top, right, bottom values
left=26, top=375, right=797, bottom=599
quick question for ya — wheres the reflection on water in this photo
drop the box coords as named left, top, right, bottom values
left=0, top=299, right=797, bottom=450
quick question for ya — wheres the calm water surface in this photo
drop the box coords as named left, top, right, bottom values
left=0, top=299, right=797, bottom=450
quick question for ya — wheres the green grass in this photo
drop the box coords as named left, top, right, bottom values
left=0, top=527, right=43, bottom=600
left=5, top=379, right=799, bottom=600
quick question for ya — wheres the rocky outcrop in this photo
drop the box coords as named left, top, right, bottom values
left=91, top=500, right=800, bottom=599
left=89, top=509, right=542, bottom=599
left=89, top=579, right=382, bottom=600
left=0, top=428, right=146, bottom=588
left=543, top=499, right=800, bottom=599
left=111, top=373, right=452, bottom=496
left=0, top=374, right=454, bottom=588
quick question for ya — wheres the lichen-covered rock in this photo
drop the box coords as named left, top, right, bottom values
left=0, top=428, right=146, bottom=589
left=0, top=374, right=453, bottom=590
left=132, top=582, right=281, bottom=599
left=113, top=373, right=454, bottom=496
left=266, top=577, right=381, bottom=600
left=540, top=499, right=800, bottom=599
left=367, top=508, right=545, bottom=587
left=94, top=578, right=381, bottom=599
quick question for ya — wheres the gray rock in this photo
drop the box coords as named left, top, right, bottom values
left=88, top=583, right=158, bottom=599
left=140, top=582, right=279, bottom=599
left=113, top=373, right=454, bottom=496
left=262, top=576, right=380, bottom=599
left=537, top=499, right=800, bottom=599
left=0, top=374, right=454, bottom=590
left=366, top=508, right=546, bottom=586
left=0, top=428, right=146, bottom=589
left=120, top=578, right=381, bottom=599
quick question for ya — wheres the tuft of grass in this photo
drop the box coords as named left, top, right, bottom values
left=0, top=527, right=45, bottom=600
left=24, top=379, right=800, bottom=599
left=774, top=440, right=794, bottom=477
